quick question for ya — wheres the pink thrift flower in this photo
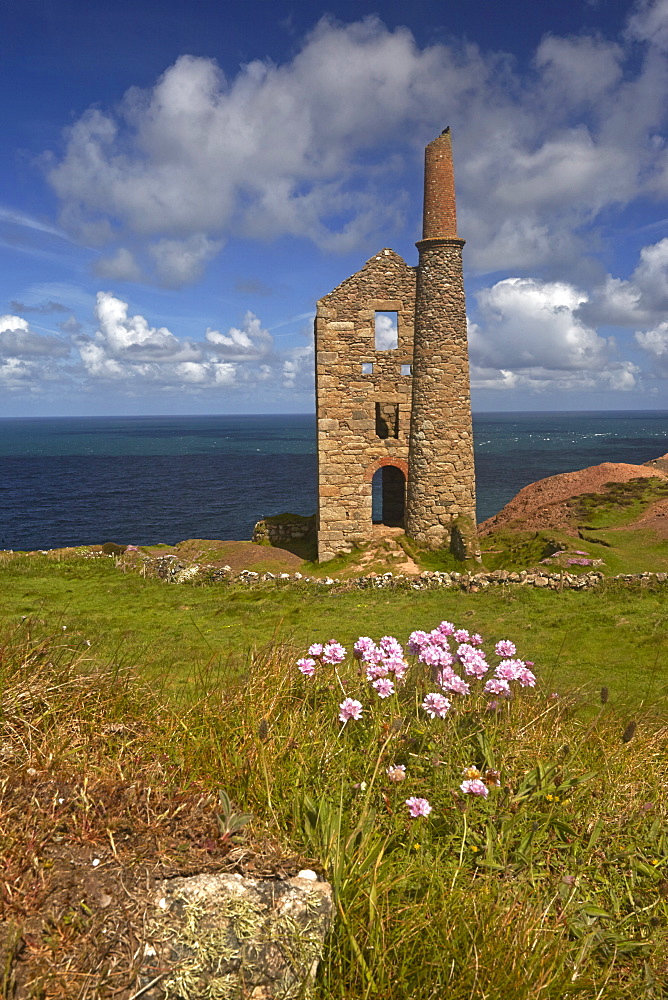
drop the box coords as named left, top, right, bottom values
left=353, top=637, right=377, bottom=660
left=408, top=630, right=429, bottom=654
left=322, top=641, right=347, bottom=665
left=406, top=796, right=432, bottom=817
left=419, top=644, right=453, bottom=668
left=469, top=633, right=484, bottom=646
left=297, top=657, right=316, bottom=676
left=484, top=677, right=511, bottom=696
left=366, top=661, right=389, bottom=681
left=373, top=677, right=395, bottom=698
left=439, top=672, right=470, bottom=696
left=517, top=666, right=536, bottom=687
left=454, top=628, right=470, bottom=643
left=460, top=779, right=489, bottom=797
left=363, top=646, right=385, bottom=667
left=387, top=764, right=406, bottom=782
left=459, top=648, right=489, bottom=678
left=495, top=639, right=516, bottom=657
left=437, top=621, right=455, bottom=636
left=380, top=635, right=403, bottom=656
left=338, top=698, right=363, bottom=722
left=422, top=692, right=451, bottom=719
left=384, top=653, right=408, bottom=675
left=308, top=643, right=324, bottom=658
left=495, top=658, right=524, bottom=682
left=429, top=631, right=452, bottom=654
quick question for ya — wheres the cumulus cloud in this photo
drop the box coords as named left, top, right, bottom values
left=205, top=310, right=273, bottom=360
left=93, top=247, right=143, bottom=282
left=92, top=291, right=200, bottom=361
left=634, top=318, right=668, bottom=376
left=46, top=7, right=668, bottom=279
left=282, top=341, right=314, bottom=389
left=67, top=291, right=312, bottom=398
left=10, top=299, right=69, bottom=314
left=0, top=358, right=37, bottom=388
left=148, top=234, right=223, bottom=287
left=374, top=312, right=399, bottom=350
left=0, top=314, right=70, bottom=358
left=579, top=238, right=668, bottom=327
left=469, top=277, right=639, bottom=392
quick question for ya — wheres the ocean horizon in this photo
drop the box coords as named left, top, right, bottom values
left=1, top=409, right=667, bottom=551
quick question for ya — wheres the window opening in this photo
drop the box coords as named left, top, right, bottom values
left=401, top=364, right=412, bottom=376
left=374, top=311, right=398, bottom=350
left=375, top=402, right=399, bottom=439
left=361, top=362, right=373, bottom=374
left=372, top=466, right=406, bottom=527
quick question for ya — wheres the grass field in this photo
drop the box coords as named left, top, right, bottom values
left=1, top=554, right=668, bottom=997
left=1, top=551, right=667, bottom=706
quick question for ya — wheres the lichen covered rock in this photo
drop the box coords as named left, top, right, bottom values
left=139, top=871, right=332, bottom=999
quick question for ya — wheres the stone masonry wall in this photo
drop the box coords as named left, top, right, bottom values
left=405, top=239, right=478, bottom=554
left=315, top=249, right=416, bottom=562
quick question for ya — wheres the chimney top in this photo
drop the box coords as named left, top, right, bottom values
left=420, top=128, right=459, bottom=242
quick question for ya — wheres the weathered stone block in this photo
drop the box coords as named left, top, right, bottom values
left=139, top=872, right=332, bottom=999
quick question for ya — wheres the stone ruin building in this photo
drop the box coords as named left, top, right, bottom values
left=314, top=128, right=479, bottom=562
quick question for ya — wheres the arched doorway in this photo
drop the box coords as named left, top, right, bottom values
left=372, top=465, right=406, bottom=527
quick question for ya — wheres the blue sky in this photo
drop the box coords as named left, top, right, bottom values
left=1, top=0, right=667, bottom=415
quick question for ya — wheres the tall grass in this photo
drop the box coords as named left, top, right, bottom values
left=1, top=618, right=667, bottom=998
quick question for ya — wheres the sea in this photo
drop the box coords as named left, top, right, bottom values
left=1, top=410, right=667, bottom=551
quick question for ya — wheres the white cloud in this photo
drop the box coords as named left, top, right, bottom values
left=0, top=314, right=70, bottom=358
left=634, top=318, right=668, bottom=376
left=205, top=310, right=273, bottom=360
left=68, top=292, right=312, bottom=397
left=472, top=278, right=610, bottom=371
left=148, top=234, right=223, bottom=287
left=636, top=320, right=668, bottom=357
left=92, top=291, right=200, bottom=361
left=627, top=0, right=668, bottom=50
left=469, top=277, right=639, bottom=392
left=579, top=237, right=668, bottom=326
left=374, top=312, right=398, bottom=350
left=93, top=247, right=143, bottom=282
left=46, top=9, right=668, bottom=279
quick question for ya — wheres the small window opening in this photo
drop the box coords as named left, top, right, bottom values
left=361, top=362, right=373, bottom=374
left=372, top=466, right=406, bottom=527
left=375, top=311, right=398, bottom=351
left=375, top=402, right=399, bottom=439
left=401, top=364, right=412, bottom=376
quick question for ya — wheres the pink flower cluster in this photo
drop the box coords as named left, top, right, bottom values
left=459, top=766, right=501, bottom=798
left=405, top=796, right=432, bottom=818
left=297, top=623, right=536, bottom=729
left=295, top=622, right=535, bottom=824
left=408, top=624, right=535, bottom=710
left=298, top=641, right=348, bottom=676
left=354, top=635, right=409, bottom=687
left=338, top=697, right=363, bottom=722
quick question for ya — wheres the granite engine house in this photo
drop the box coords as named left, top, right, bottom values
left=315, top=128, right=479, bottom=562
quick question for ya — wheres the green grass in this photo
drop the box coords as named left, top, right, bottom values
left=2, top=614, right=667, bottom=998
left=1, top=552, right=668, bottom=706
left=572, top=527, right=668, bottom=575
left=572, top=477, right=668, bottom=529
left=478, top=529, right=566, bottom=571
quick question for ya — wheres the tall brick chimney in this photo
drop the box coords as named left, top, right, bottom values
left=405, top=129, right=479, bottom=557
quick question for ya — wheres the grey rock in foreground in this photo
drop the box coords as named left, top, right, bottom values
left=139, top=871, right=332, bottom=999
